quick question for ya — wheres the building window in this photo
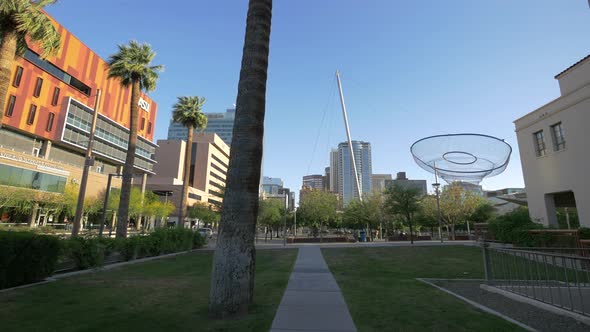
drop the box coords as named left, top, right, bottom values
left=551, top=122, right=565, bottom=151
left=141, top=117, right=146, bottom=130
left=27, top=104, right=37, bottom=125
left=533, top=130, right=546, bottom=157
left=5, top=95, right=16, bottom=117
left=51, top=87, right=60, bottom=106
left=13, top=66, right=23, bottom=87
left=33, top=77, right=43, bottom=97
left=46, top=112, right=55, bottom=132
left=147, top=121, right=152, bottom=134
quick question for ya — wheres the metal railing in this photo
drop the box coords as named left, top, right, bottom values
left=482, top=243, right=590, bottom=317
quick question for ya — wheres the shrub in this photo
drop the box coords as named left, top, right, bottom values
left=193, top=231, right=206, bottom=249
left=64, top=237, right=106, bottom=270
left=488, top=207, right=542, bottom=245
left=579, top=228, right=590, bottom=240
left=117, top=236, right=145, bottom=261
left=0, top=231, right=60, bottom=289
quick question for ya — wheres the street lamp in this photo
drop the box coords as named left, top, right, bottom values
left=99, top=172, right=122, bottom=237
left=432, top=166, right=443, bottom=243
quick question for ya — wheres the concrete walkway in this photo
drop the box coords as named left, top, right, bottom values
left=270, top=246, right=357, bottom=332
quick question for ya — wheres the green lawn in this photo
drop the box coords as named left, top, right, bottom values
left=323, top=245, right=525, bottom=332
left=0, top=249, right=297, bottom=332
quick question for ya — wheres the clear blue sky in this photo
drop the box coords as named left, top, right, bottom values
left=46, top=1, right=590, bottom=200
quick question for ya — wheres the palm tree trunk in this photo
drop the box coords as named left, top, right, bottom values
left=178, top=126, right=194, bottom=228
left=209, top=0, right=272, bottom=318
left=0, top=29, right=18, bottom=129
left=116, top=80, right=141, bottom=238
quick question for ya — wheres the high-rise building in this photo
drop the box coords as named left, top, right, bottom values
left=384, top=172, right=427, bottom=196
left=0, top=14, right=158, bottom=226
left=337, top=141, right=372, bottom=206
left=324, top=167, right=331, bottom=191
left=371, top=174, right=392, bottom=193
left=302, top=174, right=324, bottom=191
left=329, top=149, right=339, bottom=193
left=167, top=108, right=236, bottom=146
left=262, top=176, right=284, bottom=195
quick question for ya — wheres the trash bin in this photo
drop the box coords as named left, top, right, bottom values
left=360, top=230, right=366, bottom=242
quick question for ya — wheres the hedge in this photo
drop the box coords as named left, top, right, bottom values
left=1, top=228, right=207, bottom=289
left=0, top=231, right=60, bottom=289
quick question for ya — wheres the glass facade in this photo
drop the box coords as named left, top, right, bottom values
left=338, top=141, right=372, bottom=206
left=63, top=98, right=157, bottom=172
left=0, top=163, right=66, bottom=193
left=24, top=49, right=91, bottom=96
left=167, top=108, right=235, bottom=146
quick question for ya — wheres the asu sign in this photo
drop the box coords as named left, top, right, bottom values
left=139, top=97, right=151, bottom=112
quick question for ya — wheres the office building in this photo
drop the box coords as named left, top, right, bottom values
left=302, top=174, right=325, bottom=191
left=337, top=141, right=372, bottom=206
left=147, top=133, right=229, bottom=223
left=385, top=172, right=427, bottom=196
left=371, top=174, right=392, bottom=193
left=167, top=108, right=236, bottom=146
left=329, top=149, right=339, bottom=193
left=262, top=176, right=284, bottom=195
left=514, top=55, right=590, bottom=227
left=0, top=14, right=158, bottom=224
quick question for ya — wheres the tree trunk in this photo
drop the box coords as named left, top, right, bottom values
left=28, top=203, right=39, bottom=228
left=451, top=224, right=456, bottom=241
left=178, top=126, right=194, bottom=228
left=116, top=80, right=141, bottom=238
left=0, top=28, right=17, bottom=129
left=407, top=213, right=414, bottom=244
left=209, top=0, right=272, bottom=318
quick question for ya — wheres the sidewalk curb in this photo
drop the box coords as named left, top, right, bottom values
left=416, top=278, right=538, bottom=332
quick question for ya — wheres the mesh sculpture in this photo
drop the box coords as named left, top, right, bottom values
left=410, top=134, right=512, bottom=184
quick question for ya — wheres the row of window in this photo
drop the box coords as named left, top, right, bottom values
left=23, top=49, right=91, bottom=96
left=4, top=95, right=56, bottom=132
left=209, top=180, right=225, bottom=191
left=211, top=154, right=229, bottom=168
left=13, top=66, right=64, bottom=106
left=209, top=171, right=225, bottom=182
left=533, top=122, right=566, bottom=157
left=210, top=162, right=227, bottom=176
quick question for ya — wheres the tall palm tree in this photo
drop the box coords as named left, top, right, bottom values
left=107, top=41, right=162, bottom=238
left=172, top=96, right=207, bottom=228
left=0, top=0, right=61, bottom=128
left=209, top=0, right=272, bottom=318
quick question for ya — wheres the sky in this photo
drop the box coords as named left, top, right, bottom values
left=46, top=0, right=590, bottom=201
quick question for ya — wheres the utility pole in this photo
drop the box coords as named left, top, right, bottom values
left=433, top=163, right=443, bottom=243
left=72, top=89, right=101, bottom=236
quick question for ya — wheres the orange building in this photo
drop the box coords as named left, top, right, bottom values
left=0, top=14, right=158, bottom=206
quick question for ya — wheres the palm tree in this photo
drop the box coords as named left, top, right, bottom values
left=172, top=96, right=207, bottom=228
left=0, top=0, right=61, bottom=128
left=209, top=0, right=272, bottom=318
left=107, top=41, right=162, bottom=238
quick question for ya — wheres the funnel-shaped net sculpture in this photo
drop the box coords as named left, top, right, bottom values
left=410, top=134, right=512, bottom=184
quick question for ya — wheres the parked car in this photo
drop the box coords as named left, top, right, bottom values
left=197, top=228, right=213, bottom=239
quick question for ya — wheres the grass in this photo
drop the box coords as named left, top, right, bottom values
left=0, top=249, right=297, bottom=332
left=322, top=245, right=525, bottom=332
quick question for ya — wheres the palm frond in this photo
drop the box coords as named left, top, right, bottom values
left=172, top=96, right=208, bottom=130
left=107, top=40, right=162, bottom=91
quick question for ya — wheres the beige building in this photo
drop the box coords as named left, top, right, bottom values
left=147, top=133, right=230, bottom=224
left=371, top=174, right=392, bottom=193
left=514, top=55, right=590, bottom=228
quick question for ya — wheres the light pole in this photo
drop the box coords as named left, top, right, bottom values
left=73, top=89, right=102, bottom=236
left=432, top=166, right=443, bottom=243
left=99, top=172, right=122, bottom=237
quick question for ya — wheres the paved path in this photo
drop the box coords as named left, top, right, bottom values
left=270, top=246, right=357, bottom=332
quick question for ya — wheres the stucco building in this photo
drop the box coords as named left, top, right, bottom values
left=514, top=55, right=590, bottom=227
left=147, top=133, right=229, bottom=224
